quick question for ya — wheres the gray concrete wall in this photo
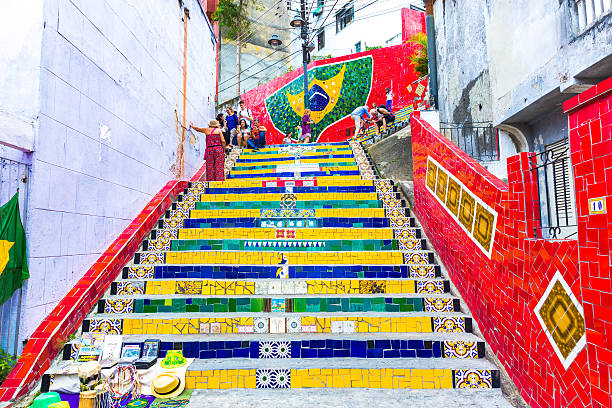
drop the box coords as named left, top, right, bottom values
left=433, top=0, right=612, bottom=152
left=18, top=0, right=216, bottom=348
left=432, top=0, right=493, bottom=125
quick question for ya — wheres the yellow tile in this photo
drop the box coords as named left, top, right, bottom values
left=244, top=375, right=256, bottom=389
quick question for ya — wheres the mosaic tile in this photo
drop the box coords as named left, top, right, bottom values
left=534, top=271, right=586, bottom=369
left=258, top=341, right=291, bottom=359
left=454, top=370, right=493, bottom=389
left=104, top=299, right=134, bottom=314
left=256, top=369, right=291, bottom=389
left=264, top=56, right=372, bottom=142
left=443, top=341, right=478, bottom=359
left=127, top=266, right=154, bottom=279
left=287, top=317, right=301, bottom=333
left=254, top=317, right=269, bottom=333
left=425, top=157, right=498, bottom=258
left=416, top=281, right=445, bottom=294
left=424, top=298, right=455, bottom=312
left=116, top=282, right=144, bottom=295
left=409, top=265, right=436, bottom=278
left=433, top=317, right=465, bottom=333
left=89, top=319, right=121, bottom=335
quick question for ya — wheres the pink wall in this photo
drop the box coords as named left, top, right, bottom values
left=240, top=43, right=422, bottom=144
left=410, top=75, right=612, bottom=407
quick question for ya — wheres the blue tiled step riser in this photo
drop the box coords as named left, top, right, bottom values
left=181, top=217, right=408, bottom=229
left=122, top=264, right=442, bottom=280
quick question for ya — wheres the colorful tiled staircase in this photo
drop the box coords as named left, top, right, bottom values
left=50, top=141, right=501, bottom=393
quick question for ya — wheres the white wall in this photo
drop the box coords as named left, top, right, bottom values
left=17, top=0, right=216, bottom=348
left=290, top=0, right=412, bottom=65
left=0, top=0, right=44, bottom=152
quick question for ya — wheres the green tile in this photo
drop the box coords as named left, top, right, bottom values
left=293, top=298, right=307, bottom=312
left=251, top=298, right=264, bottom=312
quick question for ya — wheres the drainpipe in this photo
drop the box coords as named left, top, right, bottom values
left=178, top=7, right=190, bottom=179
left=424, top=0, right=438, bottom=109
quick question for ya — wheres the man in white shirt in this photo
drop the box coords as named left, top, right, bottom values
left=238, top=100, right=253, bottom=128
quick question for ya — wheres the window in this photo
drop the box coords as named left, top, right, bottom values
left=317, top=30, right=325, bottom=50
left=336, top=3, right=354, bottom=33
left=355, top=41, right=361, bottom=53
left=574, top=0, right=611, bottom=32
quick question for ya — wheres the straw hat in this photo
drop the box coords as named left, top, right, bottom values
left=208, top=119, right=220, bottom=128
left=151, top=372, right=185, bottom=399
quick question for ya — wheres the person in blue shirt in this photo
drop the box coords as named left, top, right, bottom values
left=350, top=105, right=371, bottom=136
left=225, top=106, right=239, bottom=145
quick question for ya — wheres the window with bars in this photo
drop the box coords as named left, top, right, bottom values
left=336, top=3, right=354, bottom=33
left=531, top=138, right=578, bottom=239
left=317, top=30, right=325, bottom=50
left=574, top=0, right=611, bottom=32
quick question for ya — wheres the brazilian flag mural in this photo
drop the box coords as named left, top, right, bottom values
left=265, top=56, right=373, bottom=142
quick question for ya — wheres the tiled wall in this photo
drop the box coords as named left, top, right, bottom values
left=240, top=43, right=422, bottom=145
left=0, top=166, right=207, bottom=401
left=564, top=77, right=612, bottom=407
left=411, top=85, right=612, bottom=407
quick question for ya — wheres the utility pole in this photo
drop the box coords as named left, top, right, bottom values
left=300, top=0, right=310, bottom=109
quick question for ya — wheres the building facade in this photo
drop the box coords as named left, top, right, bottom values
left=288, top=0, right=423, bottom=65
left=0, top=0, right=217, bottom=354
left=433, top=0, right=611, bottom=157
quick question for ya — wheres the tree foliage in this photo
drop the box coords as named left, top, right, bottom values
left=408, top=32, right=428, bottom=77
left=212, top=0, right=260, bottom=41
left=0, top=349, right=15, bottom=385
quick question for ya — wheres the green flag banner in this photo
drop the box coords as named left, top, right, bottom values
left=0, top=192, right=28, bottom=305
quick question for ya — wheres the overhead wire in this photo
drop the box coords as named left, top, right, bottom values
left=220, top=0, right=412, bottom=95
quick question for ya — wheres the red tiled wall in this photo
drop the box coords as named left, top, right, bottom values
left=564, top=76, right=612, bottom=407
left=401, top=8, right=426, bottom=42
left=410, top=112, right=591, bottom=407
left=240, top=43, right=422, bottom=145
left=0, top=164, right=207, bottom=401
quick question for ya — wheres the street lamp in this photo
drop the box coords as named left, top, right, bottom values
left=269, top=0, right=312, bottom=110
left=290, top=12, right=305, bottom=27
left=268, top=34, right=282, bottom=47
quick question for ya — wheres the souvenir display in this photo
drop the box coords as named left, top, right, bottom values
left=100, top=335, right=123, bottom=368
left=77, top=333, right=106, bottom=363
left=120, top=344, right=141, bottom=363
left=159, top=350, right=186, bottom=369
left=135, top=339, right=160, bottom=370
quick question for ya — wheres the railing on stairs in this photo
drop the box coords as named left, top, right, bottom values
left=439, top=122, right=500, bottom=162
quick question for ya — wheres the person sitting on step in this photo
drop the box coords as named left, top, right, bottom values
left=246, top=119, right=267, bottom=151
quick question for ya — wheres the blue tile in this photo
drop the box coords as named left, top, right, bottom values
left=350, top=341, right=367, bottom=358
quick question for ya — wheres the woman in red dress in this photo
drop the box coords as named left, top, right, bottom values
left=190, top=119, right=227, bottom=181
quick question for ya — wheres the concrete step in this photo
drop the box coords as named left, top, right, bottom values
left=82, top=314, right=473, bottom=335
left=152, top=388, right=513, bottom=407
